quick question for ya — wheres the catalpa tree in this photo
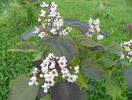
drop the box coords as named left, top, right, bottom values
left=8, top=1, right=132, bottom=100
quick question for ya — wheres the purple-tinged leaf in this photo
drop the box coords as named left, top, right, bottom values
left=51, top=81, right=82, bottom=100
left=37, top=86, right=47, bottom=98
left=81, top=59, right=104, bottom=80
left=40, top=36, right=78, bottom=62
left=21, top=27, right=40, bottom=40
left=76, top=33, right=85, bottom=35
left=64, top=18, right=110, bottom=36
left=32, top=60, right=43, bottom=70
left=99, top=30, right=110, bottom=36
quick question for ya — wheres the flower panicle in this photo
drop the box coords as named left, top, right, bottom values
left=29, top=53, right=79, bottom=93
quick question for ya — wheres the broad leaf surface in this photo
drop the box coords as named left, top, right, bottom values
left=104, top=71, right=124, bottom=100
left=81, top=58, right=104, bottom=80
left=105, top=42, right=123, bottom=53
left=40, top=36, right=78, bottom=61
left=8, top=42, right=39, bottom=52
left=37, top=86, right=47, bottom=98
left=51, top=81, right=82, bottom=100
left=75, top=38, right=101, bottom=48
left=21, top=27, right=40, bottom=40
left=124, top=67, right=132, bottom=89
left=100, top=56, right=115, bottom=65
left=64, top=19, right=109, bottom=36
left=32, top=59, right=43, bottom=70
left=8, top=74, right=39, bottom=100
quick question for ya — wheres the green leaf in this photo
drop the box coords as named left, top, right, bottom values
left=81, top=58, right=104, bottom=80
left=124, top=67, right=132, bottom=89
left=100, top=56, right=115, bottom=65
left=76, top=68, right=88, bottom=89
left=8, top=74, right=39, bottom=100
left=40, top=95, right=51, bottom=100
left=105, top=42, right=123, bottom=53
left=8, top=42, right=39, bottom=52
left=104, top=71, right=124, bottom=100
left=51, top=81, right=82, bottom=100
left=75, top=38, right=101, bottom=48
left=40, top=36, right=78, bottom=62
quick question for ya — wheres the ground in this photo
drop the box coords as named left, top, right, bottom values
left=0, top=0, right=132, bottom=100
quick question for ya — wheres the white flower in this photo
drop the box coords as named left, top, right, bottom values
left=120, top=52, right=125, bottom=59
left=29, top=76, right=38, bottom=86
left=97, top=34, right=104, bottom=40
left=120, top=39, right=132, bottom=62
left=61, top=68, right=70, bottom=78
left=32, top=68, right=39, bottom=74
left=88, top=18, right=101, bottom=34
left=34, top=27, right=40, bottom=33
left=74, top=66, right=79, bottom=73
left=40, top=2, right=49, bottom=8
left=49, top=62, right=56, bottom=69
left=50, top=69, right=58, bottom=77
left=128, top=51, right=132, bottom=55
left=51, top=2, right=57, bottom=11
left=86, top=33, right=92, bottom=37
left=41, top=62, right=49, bottom=73
left=38, top=31, right=48, bottom=38
left=67, top=75, right=78, bottom=83
left=40, top=74, right=44, bottom=78
left=47, top=80, right=55, bottom=86
left=40, top=10, right=46, bottom=17
left=41, top=83, right=49, bottom=93
left=50, top=28, right=57, bottom=34
left=44, top=73, right=54, bottom=82
left=58, top=56, right=67, bottom=68
left=66, top=27, right=72, bottom=32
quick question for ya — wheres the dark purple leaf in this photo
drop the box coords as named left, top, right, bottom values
left=51, top=81, right=82, bottom=100
left=37, top=86, right=47, bottom=98
left=91, top=46, right=105, bottom=52
left=20, top=27, right=40, bottom=40
left=32, top=59, right=43, bottom=70
left=99, top=30, right=110, bottom=36
left=76, top=33, right=85, bottom=35
left=40, top=36, right=78, bottom=62
left=64, top=18, right=110, bottom=36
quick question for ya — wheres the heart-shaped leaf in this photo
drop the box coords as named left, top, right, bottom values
left=40, top=36, right=78, bottom=62
left=21, top=27, right=40, bottom=40
left=8, top=74, right=39, bottom=100
left=8, top=42, right=39, bottom=52
left=81, top=58, right=104, bottom=80
left=124, top=67, right=132, bottom=89
left=75, top=38, right=101, bottom=48
left=51, top=81, right=82, bottom=100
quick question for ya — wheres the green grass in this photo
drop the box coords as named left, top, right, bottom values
left=0, top=0, right=132, bottom=100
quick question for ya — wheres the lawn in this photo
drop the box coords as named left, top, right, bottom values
left=0, top=0, right=132, bottom=100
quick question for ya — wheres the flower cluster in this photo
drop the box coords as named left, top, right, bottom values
left=120, top=39, right=132, bottom=62
left=86, top=18, right=104, bottom=40
left=34, top=2, right=72, bottom=38
left=29, top=53, right=79, bottom=93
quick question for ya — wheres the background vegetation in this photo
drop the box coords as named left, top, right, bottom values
left=0, top=0, right=132, bottom=100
